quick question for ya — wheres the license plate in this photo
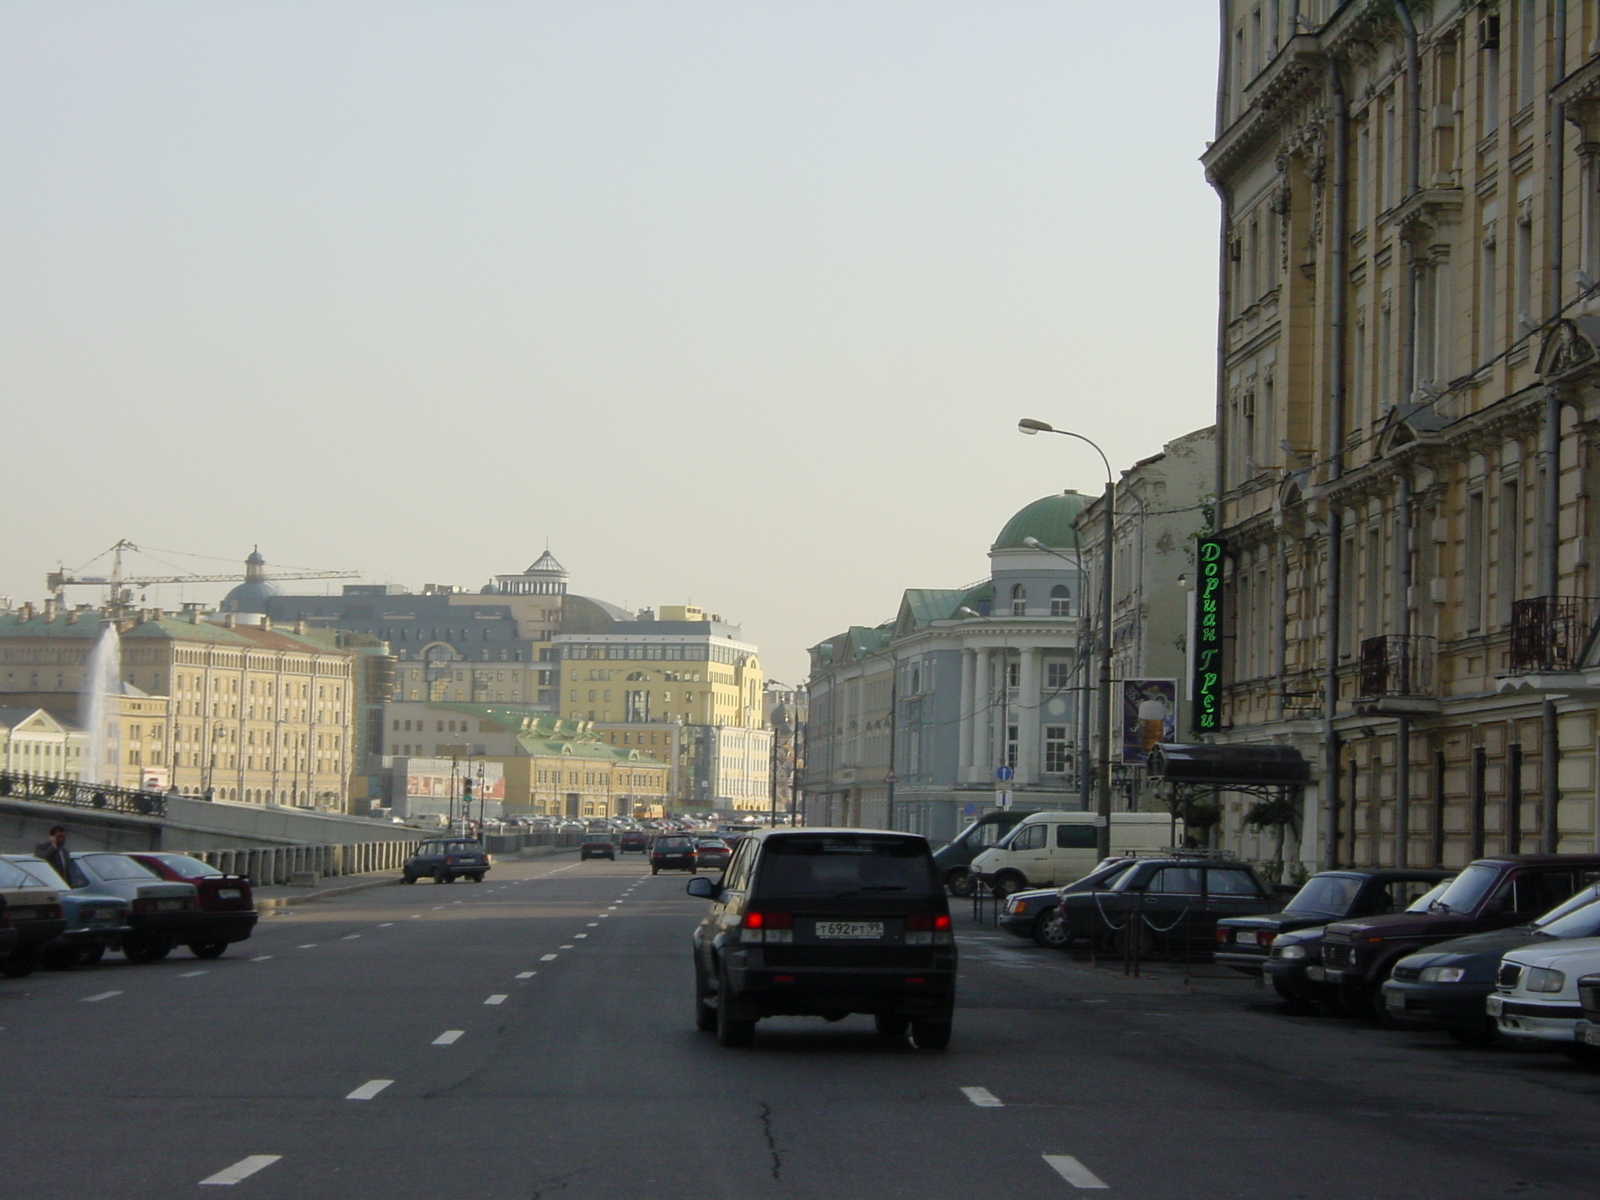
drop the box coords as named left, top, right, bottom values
left=1305, top=966, right=1326, bottom=981
left=1583, top=1026, right=1600, bottom=1047
left=216, top=889, right=241, bottom=900
left=1486, top=994, right=1503, bottom=1016
left=1235, top=931, right=1258, bottom=946
left=814, top=921, right=883, bottom=940
left=156, top=899, right=183, bottom=911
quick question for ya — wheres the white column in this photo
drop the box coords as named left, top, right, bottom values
left=958, top=648, right=976, bottom=781
left=1017, top=646, right=1041, bottom=785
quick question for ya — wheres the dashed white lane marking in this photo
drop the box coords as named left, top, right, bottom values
left=607, top=906, right=618, bottom=911
left=1043, top=1156, right=1109, bottom=1189
left=342, top=934, right=361, bottom=940
left=598, top=913, right=610, bottom=918
left=431, top=906, right=445, bottom=911
left=540, top=954, right=558, bottom=961
left=200, top=1155, right=281, bottom=1186
left=250, top=955, right=272, bottom=962
left=298, top=944, right=318, bottom=949
left=485, top=994, right=508, bottom=1005
left=409, top=915, right=421, bottom=919
left=516, top=971, right=536, bottom=979
left=346, top=1079, right=394, bottom=1100
left=433, top=1030, right=464, bottom=1045
left=587, top=922, right=599, bottom=927
left=179, top=970, right=209, bottom=978
left=81, top=991, right=122, bottom=1003
left=560, top=944, right=574, bottom=949
left=961, top=1087, right=1003, bottom=1107
left=378, top=922, right=394, bottom=927
left=574, top=934, right=588, bottom=939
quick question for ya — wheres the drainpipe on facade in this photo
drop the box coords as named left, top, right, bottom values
left=1323, top=56, right=1351, bottom=870
left=1393, top=2, right=1423, bottom=401
left=1395, top=475, right=1414, bottom=867
left=1542, top=1, right=1569, bottom=854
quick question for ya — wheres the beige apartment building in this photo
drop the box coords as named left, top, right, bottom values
left=1203, top=1, right=1600, bottom=869
left=0, top=605, right=356, bottom=807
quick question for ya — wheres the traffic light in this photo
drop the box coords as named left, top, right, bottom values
left=463, top=777, right=474, bottom=799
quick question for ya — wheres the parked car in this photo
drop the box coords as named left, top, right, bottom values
left=1488, top=936, right=1600, bottom=1051
left=126, top=852, right=259, bottom=959
left=580, top=833, right=616, bottom=861
left=932, top=810, right=1036, bottom=897
left=688, top=828, right=956, bottom=1048
left=651, top=835, right=698, bottom=874
left=403, top=839, right=491, bottom=884
left=1215, top=869, right=1452, bottom=998
left=1054, top=854, right=1280, bottom=955
left=971, top=811, right=1178, bottom=897
left=66, top=853, right=201, bottom=964
left=1319, top=854, right=1600, bottom=1017
left=998, top=858, right=1139, bottom=947
left=1573, top=971, right=1600, bottom=1058
left=1266, top=879, right=1453, bottom=1013
left=1, top=856, right=131, bottom=969
left=693, top=839, right=732, bottom=871
left=0, top=858, right=68, bottom=977
left=1380, top=884, right=1600, bottom=1044
left=618, top=831, right=649, bottom=854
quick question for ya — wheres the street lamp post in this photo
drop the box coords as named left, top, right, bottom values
left=1019, top=418, right=1116, bottom=862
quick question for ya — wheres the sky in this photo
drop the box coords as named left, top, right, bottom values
left=2, top=1, right=1222, bottom=683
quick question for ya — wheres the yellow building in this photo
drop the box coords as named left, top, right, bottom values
left=0, top=604, right=355, bottom=808
left=1203, top=1, right=1600, bottom=869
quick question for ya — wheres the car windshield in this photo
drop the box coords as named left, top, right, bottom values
left=1284, top=874, right=1364, bottom=917
left=1406, top=880, right=1453, bottom=912
left=757, top=835, right=939, bottom=897
left=81, top=855, right=159, bottom=881
left=1533, top=884, right=1600, bottom=931
left=148, top=855, right=223, bottom=878
left=1429, top=864, right=1500, bottom=914
left=950, top=819, right=1009, bottom=851
left=2, top=858, right=61, bottom=888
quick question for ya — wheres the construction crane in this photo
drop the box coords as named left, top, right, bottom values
left=48, top=540, right=360, bottom=611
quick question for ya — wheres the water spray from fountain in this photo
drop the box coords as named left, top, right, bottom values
left=80, top=622, right=122, bottom=786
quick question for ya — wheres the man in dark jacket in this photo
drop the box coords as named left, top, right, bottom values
left=34, top=825, right=71, bottom=881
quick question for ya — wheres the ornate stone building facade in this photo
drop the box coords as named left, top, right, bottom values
left=1203, top=1, right=1600, bottom=869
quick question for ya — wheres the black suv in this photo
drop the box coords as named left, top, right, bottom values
left=402, top=839, right=490, bottom=884
left=688, top=829, right=956, bottom=1049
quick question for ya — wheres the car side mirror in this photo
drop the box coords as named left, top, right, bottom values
left=686, top=876, right=717, bottom=900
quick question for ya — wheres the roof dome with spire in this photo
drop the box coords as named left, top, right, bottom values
left=221, top=546, right=279, bottom=613
left=494, top=549, right=569, bottom=596
left=991, top=491, right=1089, bottom=551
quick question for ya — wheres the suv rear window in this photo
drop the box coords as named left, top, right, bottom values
left=757, top=835, right=939, bottom=897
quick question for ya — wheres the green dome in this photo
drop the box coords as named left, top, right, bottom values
left=992, top=491, right=1089, bottom=551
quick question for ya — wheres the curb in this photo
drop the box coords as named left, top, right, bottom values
left=255, top=875, right=400, bottom=912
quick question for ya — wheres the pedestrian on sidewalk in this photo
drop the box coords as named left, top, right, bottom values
left=34, top=824, right=73, bottom=881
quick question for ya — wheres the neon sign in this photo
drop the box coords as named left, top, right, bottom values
left=1192, top=538, right=1224, bottom=733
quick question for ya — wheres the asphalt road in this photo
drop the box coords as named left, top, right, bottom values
left=2, top=853, right=1596, bottom=1200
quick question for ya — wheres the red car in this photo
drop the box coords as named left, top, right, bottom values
left=126, top=852, right=259, bottom=959
left=618, top=831, right=650, bottom=853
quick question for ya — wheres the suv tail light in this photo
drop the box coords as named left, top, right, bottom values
left=742, top=911, right=794, bottom=944
left=1216, top=927, right=1231, bottom=944
left=905, top=912, right=954, bottom=946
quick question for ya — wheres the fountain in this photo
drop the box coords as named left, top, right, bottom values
left=79, top=622, right=122, bottom=786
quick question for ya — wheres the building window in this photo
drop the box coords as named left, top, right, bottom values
left=1044, top=726, right=1069, bottom=773
left=1010, top=584, right=1027, bottom=615
left=1045, top=661, right=1071, bottom=690
left=1049, top=584, right=1070, bottom=616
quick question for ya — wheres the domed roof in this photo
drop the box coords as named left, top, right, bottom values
left=221, top=580, right=278, bottom=613
left=991, top=491, right=1090, bottom=551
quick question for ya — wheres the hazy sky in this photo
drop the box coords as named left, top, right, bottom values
left=3, top=2, right=1221, bottom=683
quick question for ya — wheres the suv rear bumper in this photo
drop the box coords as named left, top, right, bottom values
left=727, top=966, right=956, bottom=1018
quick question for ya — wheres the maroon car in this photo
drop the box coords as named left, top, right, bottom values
left=618, top=831, right=650, bottom=854
left=692, top=838, right=732, bottom=871
left=126, top=852, right=259, bottom=959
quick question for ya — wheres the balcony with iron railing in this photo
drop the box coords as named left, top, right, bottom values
left=1357, top=634, right=1438, bottom=713
left=1509, top=597, right=1600, bottom=673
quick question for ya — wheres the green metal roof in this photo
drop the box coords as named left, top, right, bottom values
left=991, top=491, right=1090, bottom=551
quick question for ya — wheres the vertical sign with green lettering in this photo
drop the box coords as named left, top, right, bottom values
left=1192, top=538, right=1224, bottom=734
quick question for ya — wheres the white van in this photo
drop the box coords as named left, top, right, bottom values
left=969, top=811, right=1179, bottom=896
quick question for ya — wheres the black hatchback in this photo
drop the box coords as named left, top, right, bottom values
left=688, top=828, right=956, bottom=1049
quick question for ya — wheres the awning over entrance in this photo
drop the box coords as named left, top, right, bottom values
left=1147, top=743, right=1310, bottom=788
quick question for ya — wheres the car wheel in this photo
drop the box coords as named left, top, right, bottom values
left=991, top=872, right=1026, bottom=899
left=123, top=935, right=172, bottom=964
left=694, top=967, right=718, bottom=1032
left=77, top=945, right=105, bottom=966
left=1032, top=911, right=1070, bottom=949
left=945, top=869, right=975, bottom=898
left=716, top=969, right=756, bottom=1047
left=0, top=951, right=37, bottom=978
left=1313, top=990, right=1349, bottom=1018
left=401, top=872, right=417, bottom=885
left=1363, top=979, right=1401, bottom=1027
left=470, top=873, right=485, bottom=883
left=651, top=867, right=660, bottom=875
left=874, top=1013, right=910, bottom=1040
left=910, top=1012, right=953, bottom=1050
left=1447, top=1018, right=1498, bottom=1048
left=435, top=871, right=451, bottom=883
left=189, top=942, right=229, bottom=960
